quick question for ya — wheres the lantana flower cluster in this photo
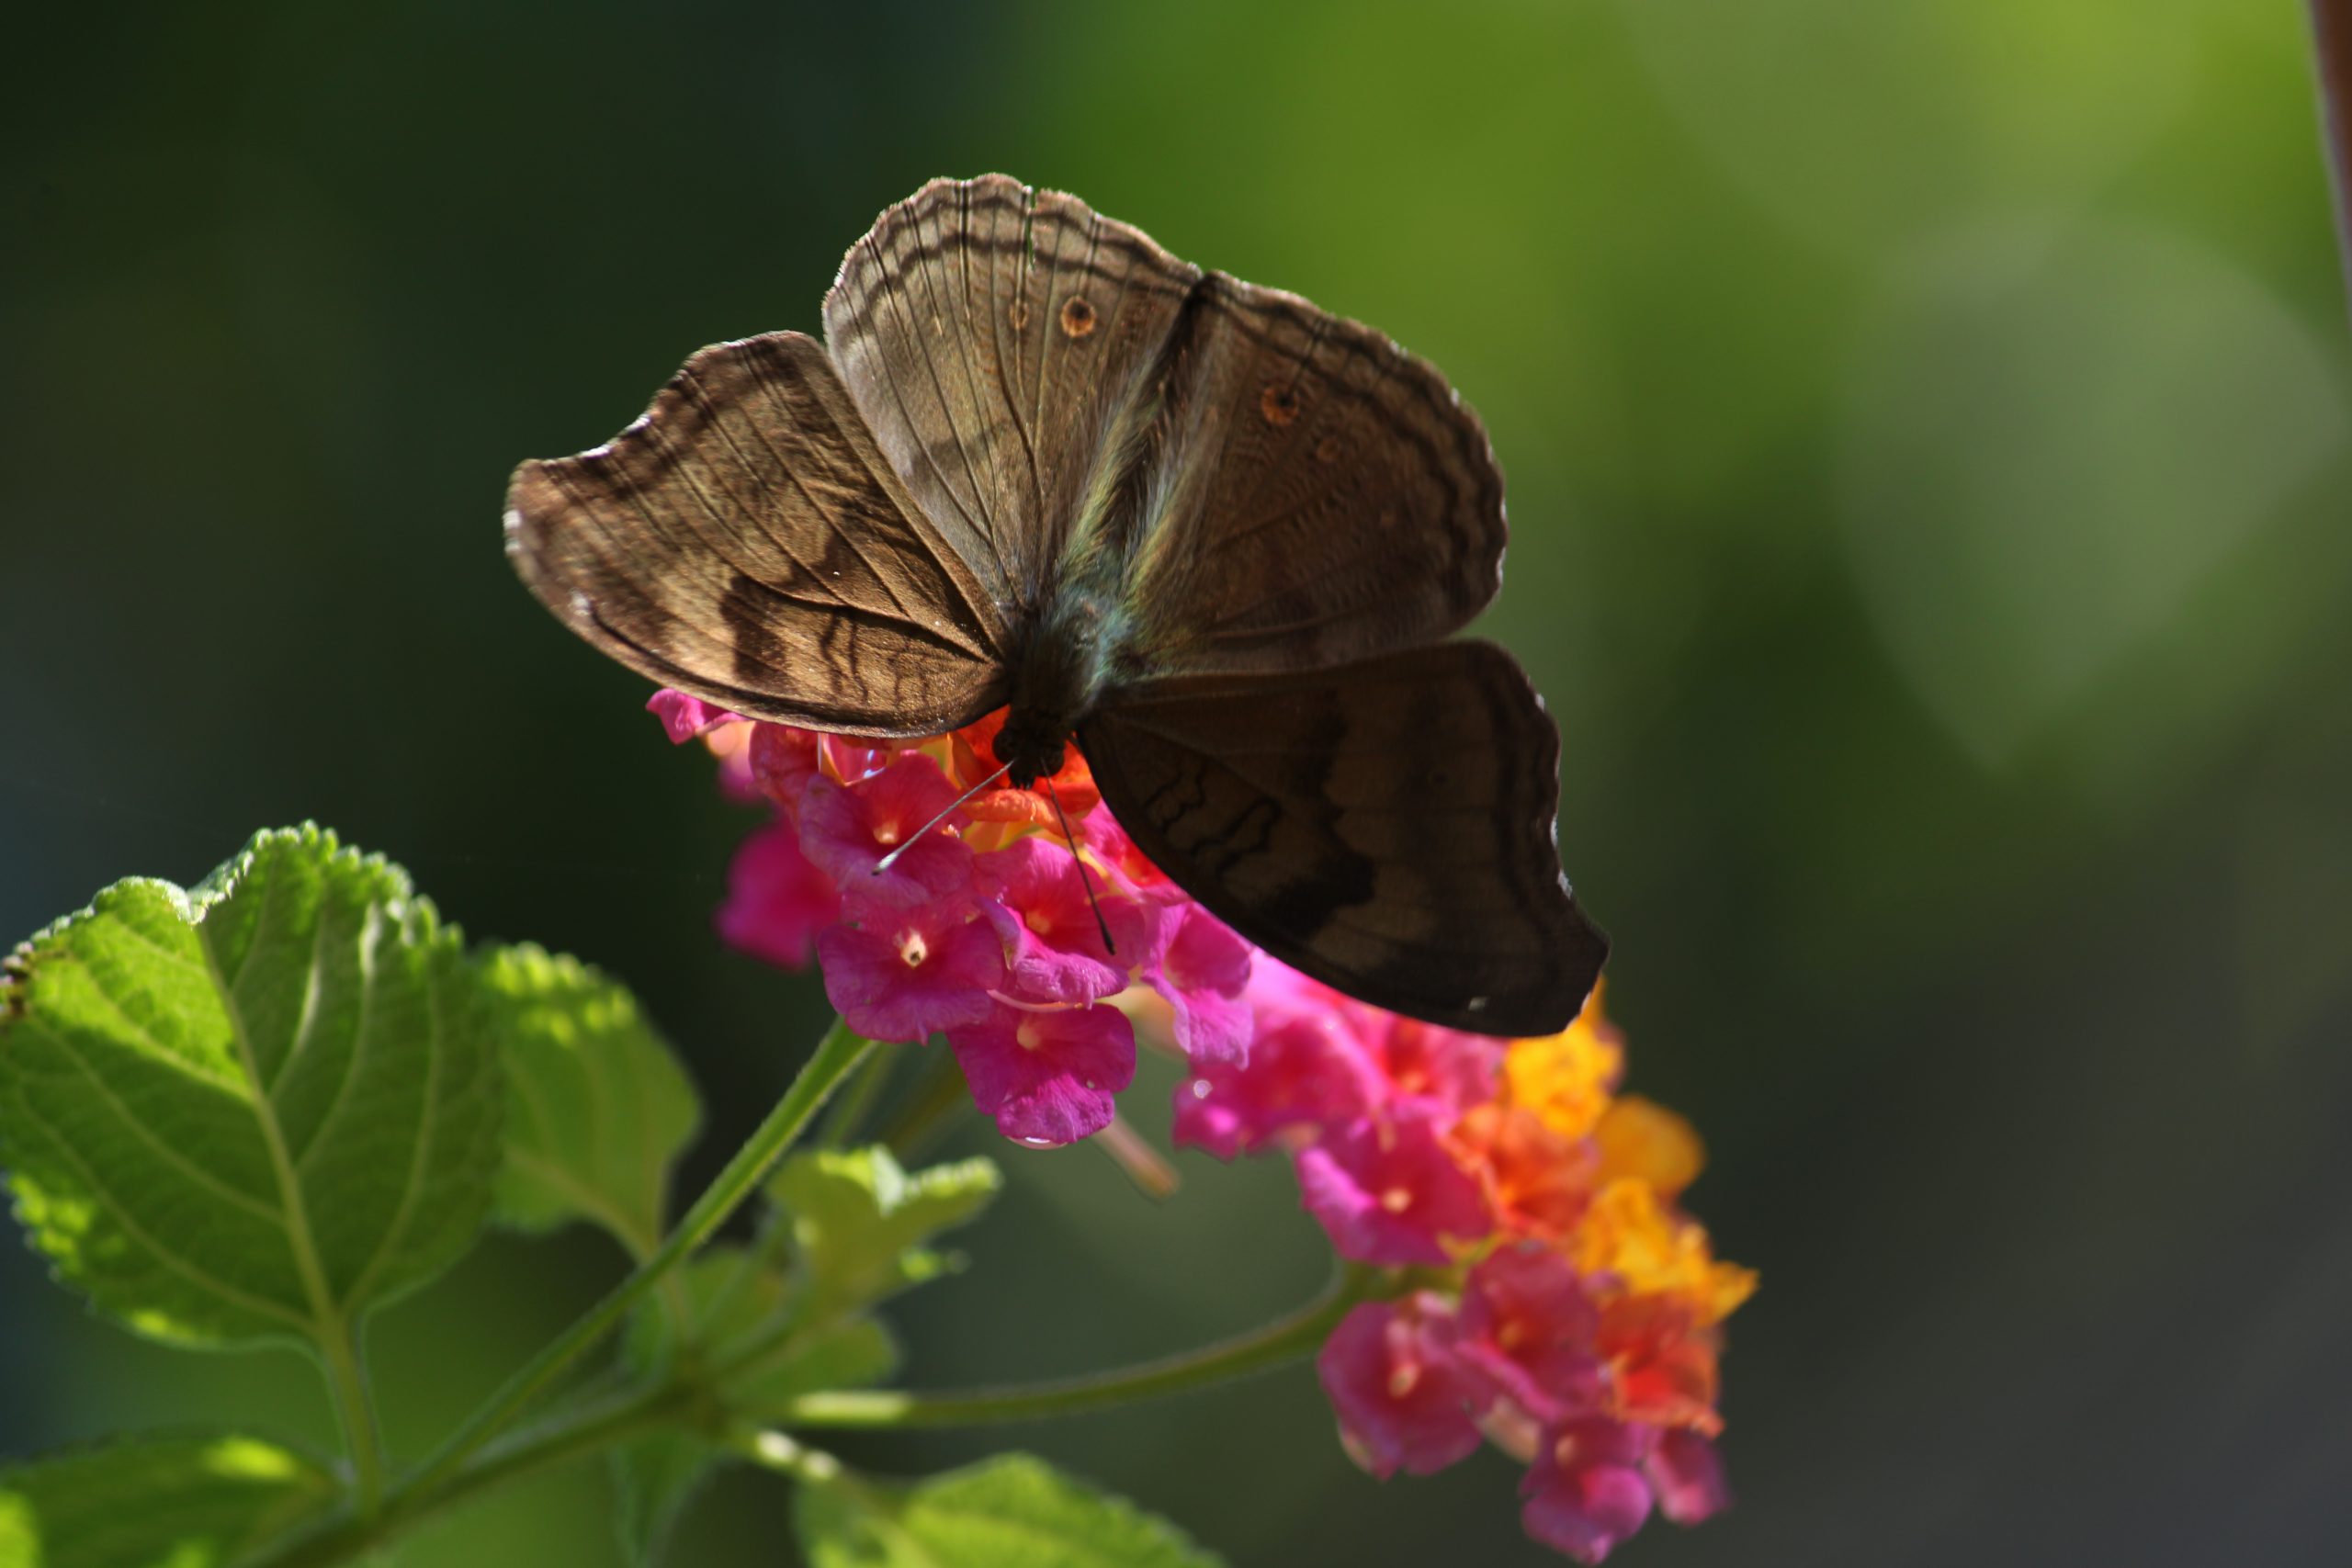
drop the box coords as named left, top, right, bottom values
left=651, top=689, right=1250, bottom=1147
left=1180, top=969, right=1756, bottom=1562
left=654, top=688, right=1753, bottom=1562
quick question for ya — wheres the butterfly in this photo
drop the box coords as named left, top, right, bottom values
left=504, top=175, right=1606, bottom=1035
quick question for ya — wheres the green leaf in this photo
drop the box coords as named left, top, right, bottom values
left=768, top=1146, right=1001, bottom=1320
left=0, top=1434, right=336, bottom=1568
left=794, top=1454, right=1223, bottom=1568
left=608, top=1434, right=713, bottom=1568
left=480, top=943, right=699, bottom=1258
left=623, top=1247, right=900, bottom=1414
left=0, top=826, right=503, bottom=1348
left=611, top=1247, right=900, bottom=1563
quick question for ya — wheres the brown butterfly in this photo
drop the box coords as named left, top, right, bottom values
left=504, top=175, right=1606, bottom=1034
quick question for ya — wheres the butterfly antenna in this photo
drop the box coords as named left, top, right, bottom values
left=873, top=758, right=1012, bottom=874
left=1045, top=776, right=1117, bottom=957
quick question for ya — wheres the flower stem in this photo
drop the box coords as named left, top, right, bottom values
left=774, top=1263, right=1380, bottom=1430
left=235, top=1258, right=1380, bottom=1568
left=242, top=1382, right=691, bottom=1568
left=879, top=1048, right=972, bottom=1160
left=817, top=1037, right=898, bottom=1149
left=398, top=1019, right=876, bottom=1500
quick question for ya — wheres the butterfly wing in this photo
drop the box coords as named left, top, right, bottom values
left=1115, top=273, right=1508, bottom=677
left=821, top=174, right=1203, bottom=605
left=1080, top=640, right=1606, bottom=1035
left=822, top=176, right=1505, bottom=675
left=505, top=331, right=1010, bottom=737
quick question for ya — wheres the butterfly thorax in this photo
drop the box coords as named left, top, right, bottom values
left=997, top=588, right=1122, bottom=787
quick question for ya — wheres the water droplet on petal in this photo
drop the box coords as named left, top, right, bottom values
left=1013, top=1134, right=1059, bottom=1150
left=1189, top=1078, right=1213, bottom=1100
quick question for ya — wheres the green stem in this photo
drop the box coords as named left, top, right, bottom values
left=236, top=1259, right=1380, bottom=1568
left=880, top=1048, right=972, bottom=1161
left=817, top=1038, right=897, bottom=1149
left=775, top=1264, right=1379, bottom=1430
left=316, top=1324, right=387, bottom=1517
left=243, top=1383, right=691, bottom=1568
left=399, top=1020, right=875, bottom=1500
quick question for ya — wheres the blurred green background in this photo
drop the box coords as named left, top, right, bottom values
left=6, top=2, right=2351, bottom=1563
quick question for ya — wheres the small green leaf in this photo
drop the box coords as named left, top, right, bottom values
left=611, top=1248, right=899, bottom=1563
left=794, top=1454, right=1224, bottom=1568
left=0, top=826, right=503, bottom=1348
left=609, top=1434, right=712, bottom=1568
left=768, top=1146, right=1001, bottom=1319
left=480, top=944, right=699, bottom=1258
left=0, top=1434, right=336, bottom=1568
left=623, top=1248, right=900, bottom=1414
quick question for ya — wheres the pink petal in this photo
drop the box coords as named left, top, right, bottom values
left=1152, top=908, right=1254, bottom=1065
left=647, top=689, right=741, bottom=743
left=978, top=837, right=1152, bottom=1004
left=946, top=999, right=1136, bottom=1146
left=816, top=897, right=1003, bottom=1043
left=798, top=760, right=974, bottom=909
left=1159, top=981, right=1254, bottom=1066
left=1162, top=905, right=1252, bottom=996
left=1376, top=1016, right=1505, bottom=1116
left=1316, top=1295, right=1486, bottom=1480
left=1645, top=1428, right=1731, bottom=1526
left=749, top=724, right=824, bottom=811
left=1295, top=1111, right=1492, bottom=1266
left=1171, top=1010, right=1387, bottom=1158
left=714, top=820, right=841, bottom=970
left=1456, top=1245, right=1606, bottom=1425
left=1520, top=1419, right=1657, bottom=1564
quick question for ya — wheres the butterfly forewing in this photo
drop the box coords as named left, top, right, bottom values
left=1080, top=640, right=1607, bottom=1035
left=1120, top=276, right=1508, bottom=677
left=822, top=175, right=1202, bottom=606
left=505, top=331, right=1009, bottom=736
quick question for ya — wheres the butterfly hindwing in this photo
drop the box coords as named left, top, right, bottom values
left=505, top=331, right=1009, bottom=736
left=1080, top=640, right=1606, bottom=1035
left=822, top=175, right=1203, bottom=607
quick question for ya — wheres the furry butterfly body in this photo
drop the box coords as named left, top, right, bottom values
left=506, top=175, right=1606, bottom=1033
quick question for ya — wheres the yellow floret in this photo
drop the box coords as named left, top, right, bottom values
left=1504, top=990, right=1623, bottom=1140
left=1573, top=1178, right=1758, bottom=1326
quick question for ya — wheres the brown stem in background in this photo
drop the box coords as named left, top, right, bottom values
left=2312, top=1, right=2352, bottom=310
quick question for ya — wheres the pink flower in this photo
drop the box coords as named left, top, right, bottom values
left=946, top=999, right=1136, bottom=1146
left=978, top=837, right=1155, bottom=1004
left=1454, top=1245, right=1605, bottom=1425
left=1520, top=1418, right=1656, bottom=1565
left=1374, top=1017, right=1503, bottom=1117
left=1295, top=1110, right=1493, bottom=1266
left=797, top=757, right=973, bottom=908
left=816, top=897, right=1003, bottom=1043
left=1317, top=1294, right=1486, bottom=1479
left=749, top=723, right=824, bottom=812
left=1171, top=1009, right=1387, bottom=1158
left=1644, top=1428, right=1730, bottom=1526
left=1081, top=807, right=1181, bottom=904
left=1151, top=906, right=1253, bottom=1065
left=816, top=732, right=892, bottom=784
left=714, top=820, right=840, bottom=969
left=648, top=689, right=741, bottom=743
